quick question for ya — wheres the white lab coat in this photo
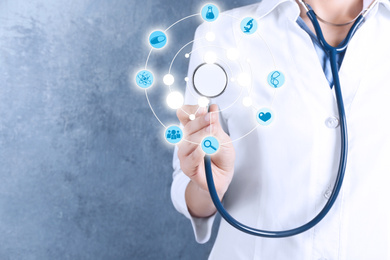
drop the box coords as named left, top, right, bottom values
left=171, top=0, right=390, bottom=259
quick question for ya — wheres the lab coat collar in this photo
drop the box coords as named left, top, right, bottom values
left=255, top=0, right=300, bottom=22
left=364, top=0, right=390, bottom=9
left=254, top=0, right=390, bottom=22
left=378, top=0, right=390, bottom=10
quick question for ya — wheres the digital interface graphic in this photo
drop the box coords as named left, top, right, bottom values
left=135, top=3, right=286, bottom=153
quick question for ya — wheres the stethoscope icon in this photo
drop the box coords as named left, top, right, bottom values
left=204, top=140, right=217, bottom=150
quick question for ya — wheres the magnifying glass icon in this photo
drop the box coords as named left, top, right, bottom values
left=202, top=137, right=220, bottom=155
left=204, top=140, right=217, bottom=150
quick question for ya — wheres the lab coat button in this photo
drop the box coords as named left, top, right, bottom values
left=325, top=117, right=339, bottom=128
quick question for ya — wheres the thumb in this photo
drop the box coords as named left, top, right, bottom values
left=208, top=103, right=219, bottom=114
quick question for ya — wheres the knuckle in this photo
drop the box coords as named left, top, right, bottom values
left=186, top=119, right=207, bottom=136
left=176, top=108, right=184, bottom=122
left=203, top=124, right=213, bottom=136
left=177, top=146, right=185, bottom=161
left=188, top=149, right=201, bottom=164
left=192, top=144, right=205, bottom=159
left=183, top=122, right=193, bottom=137
left=179, top=161, right=191, bottom=176
left=177, top=154, right=183, bottom=163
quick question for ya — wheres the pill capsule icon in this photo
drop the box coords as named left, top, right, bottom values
left=150, top=35, right=166, bottom=45
left=149, top=31, right=167, bottom=49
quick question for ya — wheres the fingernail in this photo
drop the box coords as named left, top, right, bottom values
left=204, top=113, right=210, bottom=122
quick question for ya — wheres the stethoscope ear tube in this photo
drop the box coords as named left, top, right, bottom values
left=202, top=8, right=365, bottom=237
left=204, top=65, right=348, bottom=237
left=307, top=10, right=365, bottom=53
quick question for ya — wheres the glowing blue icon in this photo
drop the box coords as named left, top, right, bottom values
left=136, top=70, right=154, bottom=89
left=256, top=108, right=274, bottom=126
left=240, top=17, right=258, bottom=34
left=165, top=126, right=183, bottom=144
left=149, top=30, right=167, bottom=49
left=201, top=4, right=219, bottom=22
left=201, top=136, right=219, bottom=155
left=267, top=70, right=285, bottom=88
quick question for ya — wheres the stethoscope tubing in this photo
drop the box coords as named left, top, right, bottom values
left=203, top=9, right=367, bottom=238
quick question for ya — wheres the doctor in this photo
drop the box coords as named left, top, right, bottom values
left=171, top=0, right=390, bottom=259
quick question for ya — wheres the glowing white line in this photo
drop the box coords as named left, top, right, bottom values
left=220, top=13, right=240, bottom=20
left=255, top=31, right=278, bottom=108
left=180, top=106, right=190, bottom=116
left=247, top=60, right=253, bottom=95
left=145, top=89, right=167, bottom=128
left=144, top=14, right=200, bottom=131
left=169, top=39, right=196, bottom=73
left=221, top=124, right=260, bottom=145
left=194, top=107, right=200, bottom=115
left=221, top=105, right=261, bottom=145
left=183, top=139, right=200, bottom=145
left=270, top=88, right=278, bottom=107
left=165, top=14, right=199, bottom=32
left=257, top=32, right=277, bottom=68
left=145, top=48, right=153, bottom=69
left=251, top=104, right=259, bottom=112
left=217, top=76, right=244, bottom=114
left=188, top=44, right=229, bottom=55
left=217, top=57, right=234, bottom=78
left=186, top=44, right=246, bottom=114
left=147, top=12, right=277, bottom=146
left=183, top=43, right=240, bottom=116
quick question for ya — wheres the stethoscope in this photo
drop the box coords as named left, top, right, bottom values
left=197, top=0, right=379, bottom=238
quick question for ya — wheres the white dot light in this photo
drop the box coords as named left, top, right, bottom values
left=243, top=97, right=252, bottom=107
left=189, top=114, right=196, bottom=120
left=166, top=91, right=184, bottom=109
left=227, top=48, right=240, bottom=61
left=163, top=74, right=175, bottom=86
left=205, top=32, right=216, bottom=42
left=204, top=51, right=217, bottom=64
left=237, top=73, right=251, bottom=87
left=185, top=53, right=190, bottom=58
left=198, top=97, right=210, bottom=108
left=184, top=77, right=189, bottom=82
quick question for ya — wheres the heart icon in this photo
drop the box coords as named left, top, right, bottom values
left=259, top=112, right=271, bottom=122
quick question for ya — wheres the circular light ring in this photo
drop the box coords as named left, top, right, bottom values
left=192, top=63, right=228, bottom=98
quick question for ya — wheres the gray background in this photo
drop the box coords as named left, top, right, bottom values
left=0, top=0, right=255, bottom=259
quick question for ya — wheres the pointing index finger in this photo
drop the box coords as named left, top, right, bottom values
left=176, top=105, right=206, bottom=126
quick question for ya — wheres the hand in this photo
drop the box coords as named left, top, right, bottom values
left=176, top=104, right=235, bottom=197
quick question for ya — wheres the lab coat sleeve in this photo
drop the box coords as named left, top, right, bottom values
left=170, top=14, right=237, bottom=243
left=170, top=22, right=225, bottom=244
left=170, top=145, right=216, bottom=244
